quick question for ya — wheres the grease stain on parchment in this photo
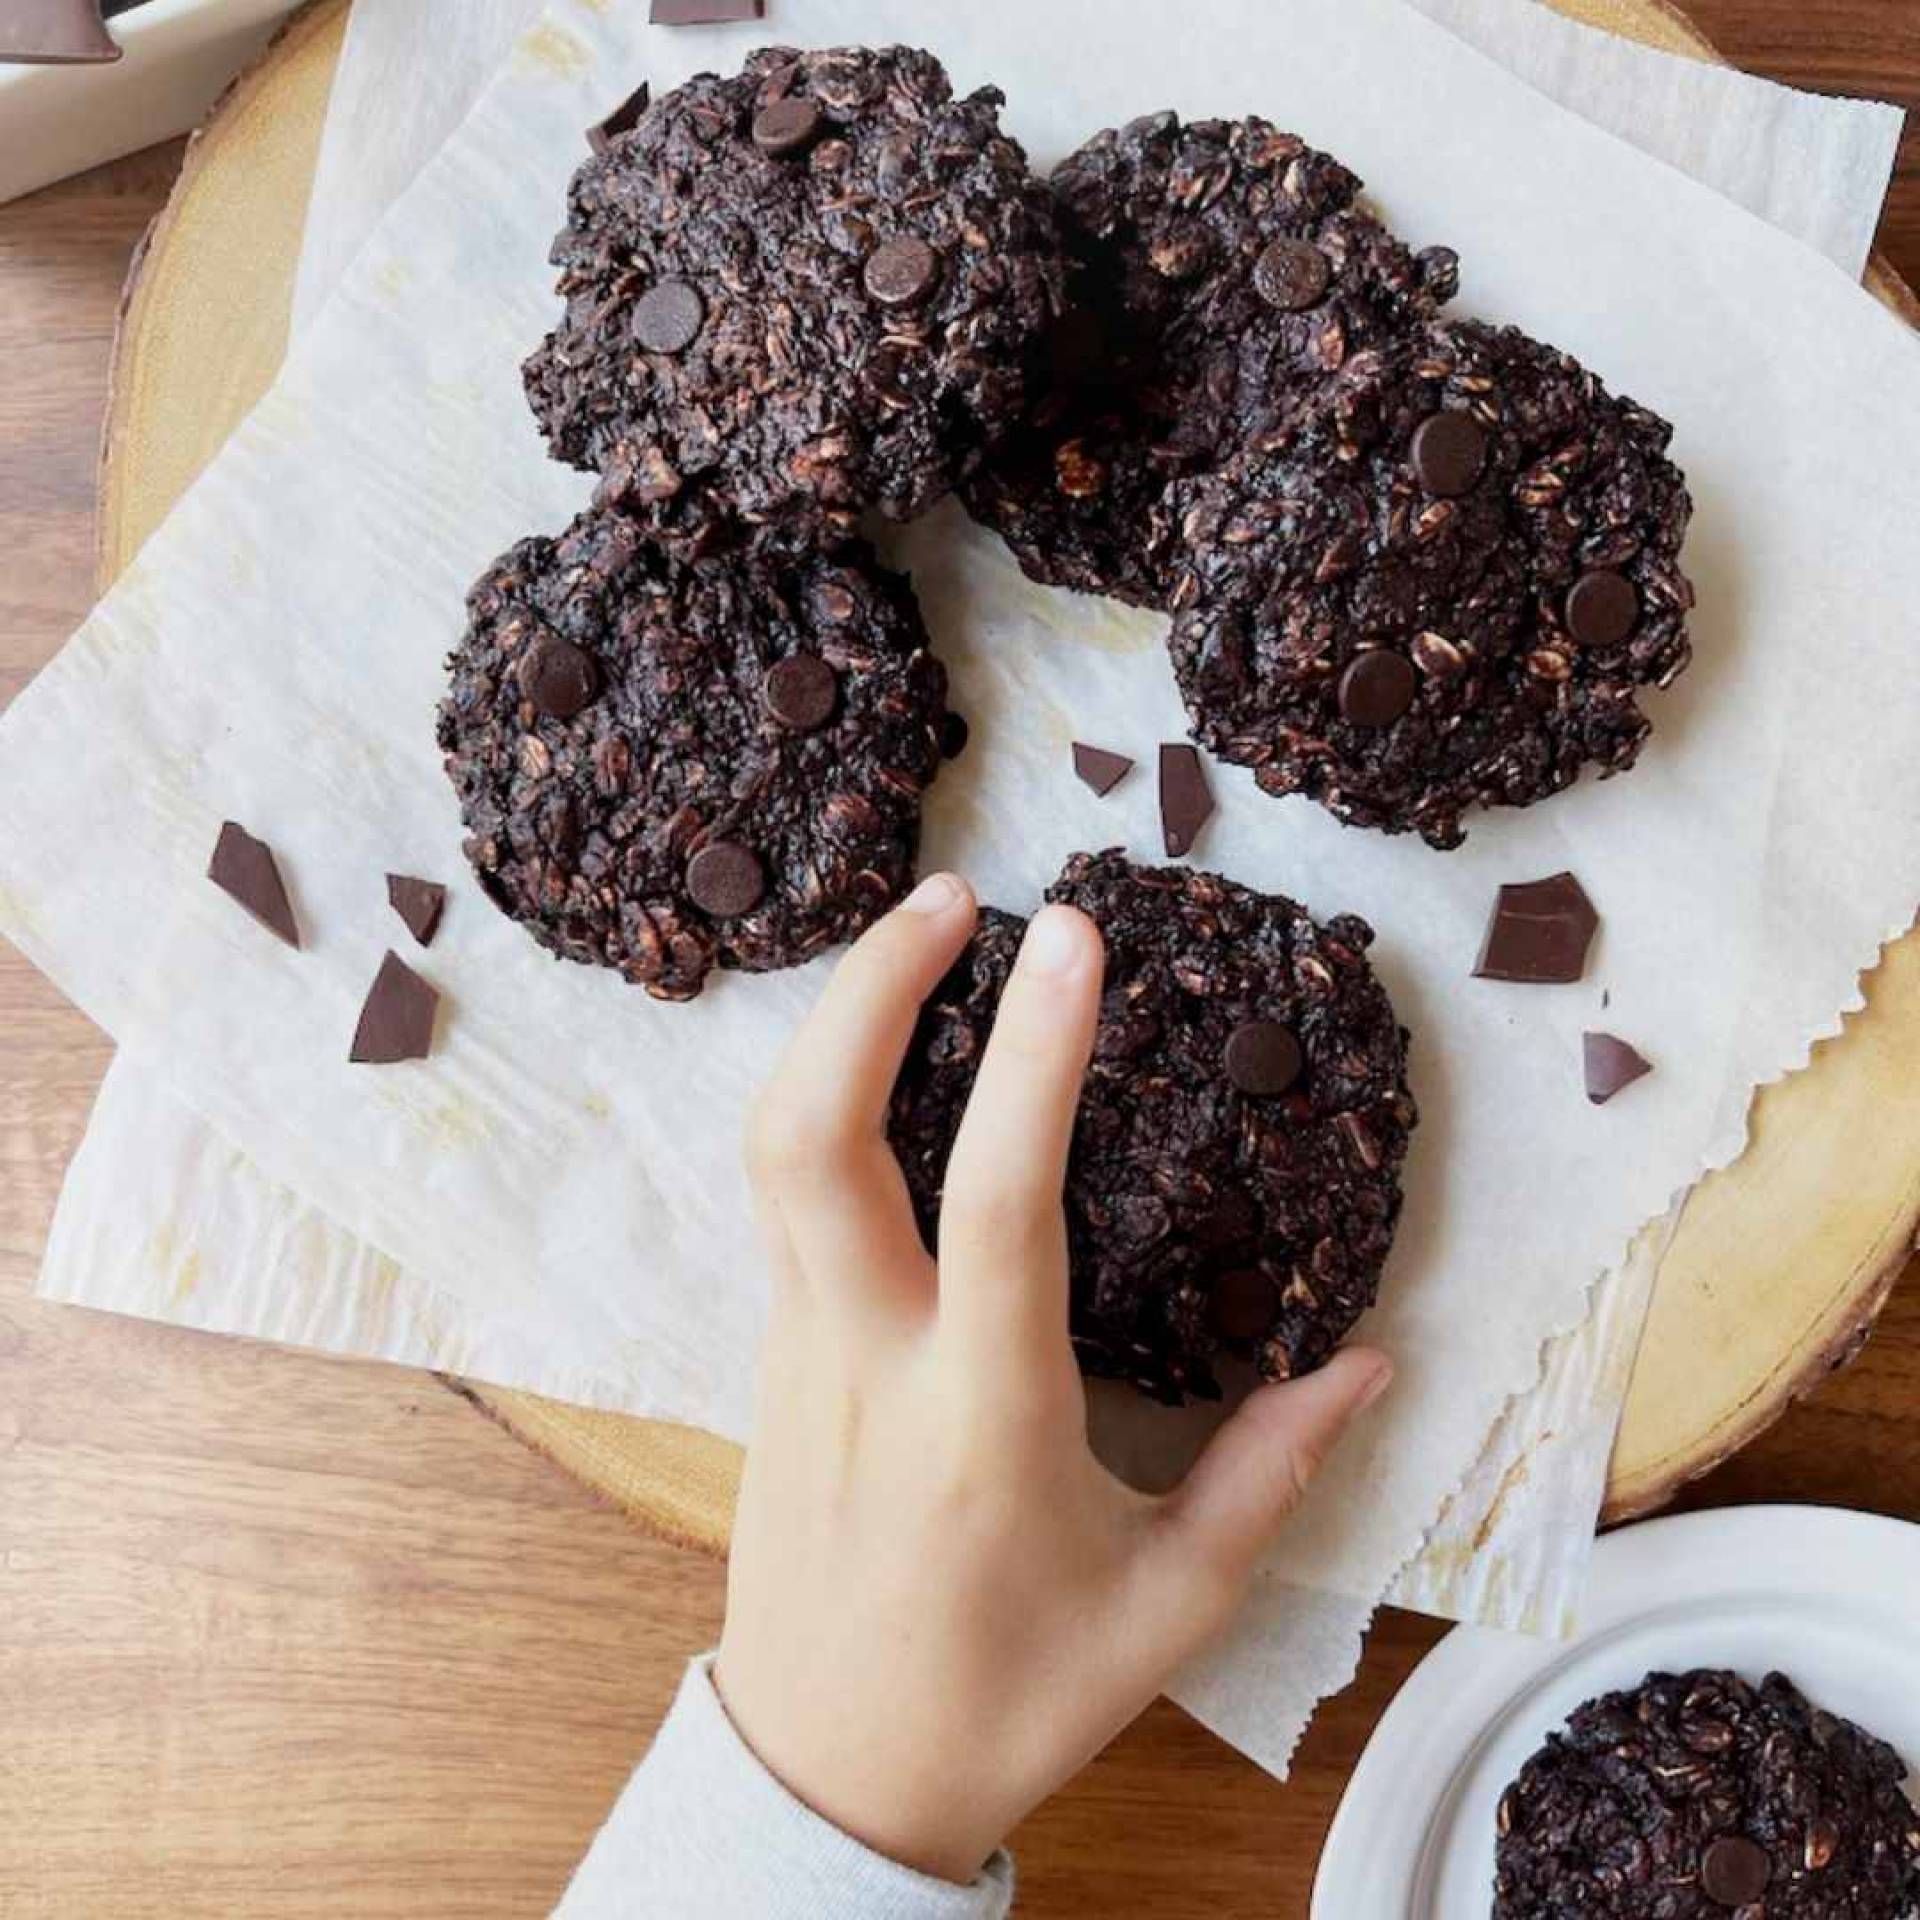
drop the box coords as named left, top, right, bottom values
left=0, top=884, right=39, bottom=943
left=514, top=21, right=591, bottom=79
left=373, top=1083, right=496, bottom=1152
left=1049, top=600, right=1164, bottom=657
left=409, top=1294, right=454, bottom=1362
left=1471, top=1454, right=1534, bottom=1553
left=373, top=257, right=413, bottom=303
left=169, top=1250, right=205, bottom=1309
left=356, top=1262, right=399, bottom=1321
left=143, top=1224, right=203, bottom=1309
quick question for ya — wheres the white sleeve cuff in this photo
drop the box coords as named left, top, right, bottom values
left=554, top=1656, right=1016, bottom=1920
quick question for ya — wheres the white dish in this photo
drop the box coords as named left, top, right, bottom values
left=1314, top=1506, right=1920, bottom=1918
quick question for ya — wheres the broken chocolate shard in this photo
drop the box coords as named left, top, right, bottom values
left=648, top=0, right=760, bottom=22
left=208, top=821, right=300, bottom=949
left=1158, top=744, right=1214, bottom=859
left=386, top=874, right=447, bottom=948
left=1072, top=742, right=1133, bottom=797
left=350, top=951, right=439, bottom=1064
left=0, top=0, right=121, bottom=64
left=587, top=80, right=650, bottom=153
left=1583, top=1032, right=1652, bottom=1105
left=1473, top=871, right=1598, bottom=984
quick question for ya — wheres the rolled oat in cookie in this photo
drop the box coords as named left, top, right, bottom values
left=1168, top=318, right=1695, bottom=847
left=887, top=851, right=1416, bottom=1404
left=960, top=110, right=1457, bottom=609
left=523, top=45, right=1066, bottom=555
left=438, top=506, right=947, bottom=1000
left=1495, top=1669, right=1920, bottom=1919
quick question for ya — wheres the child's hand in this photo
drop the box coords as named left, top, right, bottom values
left=717, top=872, right=1392, bottom=1883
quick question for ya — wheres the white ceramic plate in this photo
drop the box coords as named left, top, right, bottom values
left=1314, top=1506, right=1920, bottom=1918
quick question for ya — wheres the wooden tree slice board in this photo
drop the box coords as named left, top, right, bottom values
left=96, top=0, right=1919, bottom=1555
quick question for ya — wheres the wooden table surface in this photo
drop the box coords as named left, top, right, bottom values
left=2, top=11, right=1917, bottom=1915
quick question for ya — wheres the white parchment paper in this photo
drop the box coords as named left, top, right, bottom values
left=10, top=0, right=1919, bottom=1774
left=1414, top=0, right=1903, bottom=280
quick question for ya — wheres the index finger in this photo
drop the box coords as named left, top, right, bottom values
left=746, top=871, right=977, bottom=1307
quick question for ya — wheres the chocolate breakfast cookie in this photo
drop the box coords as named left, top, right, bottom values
left=887, top=851, right=1415, bottom=1403
left=439, top=507, right=947, bottom=1000
left=523, top=46, right=1066, bottom=554
left=959, top=111, right=1458, bottom=608
left=1495, top=1670, right=1920, bottom=1918
left=1167, top=318, right=1695, bottom=847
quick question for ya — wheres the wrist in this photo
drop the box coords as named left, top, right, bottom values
left=712, top=1647, right=1010, bottom=1886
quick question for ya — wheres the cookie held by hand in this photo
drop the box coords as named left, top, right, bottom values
left=888, top=851, right=1416, bottom=1403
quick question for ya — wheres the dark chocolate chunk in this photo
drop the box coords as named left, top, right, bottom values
left=208, top=821, right=300, bottom=949
left=1584, top=1031, right=1652, bottom=1104
left=519, top=635, right=600, bottom=719
left=1252, top=237, right=1331, bottom=312
left=1205, top=1267, right=1282, bottom=1344
left=686, top=841, right=766, bottom=919
left=863, top=235, right=939, bottom=308
left=386, top=874, right=447, bottom=948
left=940, top=712, right=970, bottom=760
left=1494, top=1670, right=1920, bottom=1920
left=1410, top=409, right=1487, bottom=497
left=752, top=96, right=821, bottom=158
left=1337, top=650, right=1416, bottom=729
left=1209, top=1268, right=1281, bottom=1343
left=1159, top=743, right=1214, bottom=857
left=887, top=854, right=1416, bottom=1404
left=1194, top=1188, right=1259, bottom=1253
left=349, top=951, right=438, bottom=1064
left=587, top=81, right=651, bottom=153
left=1072, top=742, right=1134, bottom=796
left=648, top=0, right=761, bottom=22
left=1473, top=872, right=1598, bottom=984
left=1567, top=568, right=1641, bottom=648
left=632, top=280, right=704, bottom=354
left=1700, top=1836, right=1771, bottom=1908
left=1223, top=1021, right=1303, bottom=1097
left=763, top=653, right=837, bottom=731
left=0, top=0, right=121, bottom=63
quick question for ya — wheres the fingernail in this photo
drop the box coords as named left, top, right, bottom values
left=1019, top=904, right=1086, bottom=978
left=900, top=872, right=965, bottom=916
left=1356, top=1358, right=1394, bottom=1412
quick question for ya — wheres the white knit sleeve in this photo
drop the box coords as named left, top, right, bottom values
left=554, top=1656, right=1016, bottom=1920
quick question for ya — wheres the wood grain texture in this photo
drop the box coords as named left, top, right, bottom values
left=1, top=5, right=1917, bottom=1915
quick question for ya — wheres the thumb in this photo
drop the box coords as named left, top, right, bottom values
left=1163, top=1347, right=1393, bottom=1594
